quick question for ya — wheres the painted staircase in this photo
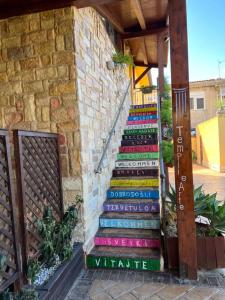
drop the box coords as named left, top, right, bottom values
left=87, top=103, right=162, bottom=271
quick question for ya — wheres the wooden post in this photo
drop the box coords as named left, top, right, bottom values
left=169, top=0, right=197, bottom=279
left=157, top=33, right=164, bottom=99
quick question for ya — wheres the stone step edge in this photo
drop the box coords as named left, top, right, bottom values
left=86, top=255, right=160, bottom=271
left=94, top=236, right=161, bottom=248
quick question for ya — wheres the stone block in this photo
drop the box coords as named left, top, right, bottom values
left=21, top=70, right=36, bottom=82
left=56, top=35, right=65, bottom=51
left=50, top=97, right=61, bottom=110
left=0, top=63, right=6, bottom=72
left=57, top=65, right=68, bottom=78
left=51, top=107, right=68, bottom=122
left=49, top=81, right=76, bottom=96
left=60, top=155, right=69, bottom=177
left=53, top=52, right=74, bottom=65
left=5, top=112, right=23, bottom=128
left=16, top=100, right=24, bottom=111
left=0, top=73, right=7, bottom=82
left=8, top=20, right=29, bottom=34
left=47, top=29, right=55, bottom=40
left=62, top=177, right=82, bottom=191
left=23, top=81, right=43, bottom=93
left=42, top=107, right=50, bottom=121
left=56, top=20, right=73, bottom=35
left=40, top=55, right=51, bottom=66
left=69, top=148, right=81, bottom=176
left=29, top=31, right=48, bottom=43
left=41, top=18, right=54, bottom=30
left=7, top=47, right=24, bottom=60
left=29, top=19, right=40, bottom=31
left=2, top=36, right=21, bottom=48
left=20, top=57, right=40, bottom=70
left=34, top=41, right=55, bottom=55
left=24, top=95, right=36, bottom=121
left=36, top=66, right=57, bottom=80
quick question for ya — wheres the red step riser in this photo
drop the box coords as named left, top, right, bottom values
left=94, top=237, right=161, bottom=248
left=127, top=120, right=157, bottom=125
left=119, top=145, right=158, bottom=153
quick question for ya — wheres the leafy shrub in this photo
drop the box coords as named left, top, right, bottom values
left=112, top=52, right=134, bottom=66
left=162, top=140, right=174, bottom=165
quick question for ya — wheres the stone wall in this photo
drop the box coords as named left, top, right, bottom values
left=0, top=7, right=84, bottom=241
left=73, top=7, right=130, bottom=253
left=0, top=6, right=131, bottom=249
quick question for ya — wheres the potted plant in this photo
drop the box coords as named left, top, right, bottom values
left=140, top=85, right=156, bottom=94
left=107, top=52, right=134, bottom=70
left=165, top=185, right=225, bottom=270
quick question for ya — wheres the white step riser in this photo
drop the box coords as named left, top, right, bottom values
left=115, top=160, right=159, bottom=168
left=125, top=124, right=158, bottom=130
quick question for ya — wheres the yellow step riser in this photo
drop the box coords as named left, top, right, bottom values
left=129, top=107, right=157, bottom=113
left=110, top=179, right=159, bottom=187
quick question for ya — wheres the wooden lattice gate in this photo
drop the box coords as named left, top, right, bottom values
left=13, top=130, right=63, bottom=267
left=0, top=130, right=21, bottom=292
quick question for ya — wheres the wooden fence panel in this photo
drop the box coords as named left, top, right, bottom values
left=0, top=130, right=21, bottom=292
left=13, top=130, right=63, bottom=263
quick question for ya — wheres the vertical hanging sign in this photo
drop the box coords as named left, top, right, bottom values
left=169, top=0, right=197, bottom=279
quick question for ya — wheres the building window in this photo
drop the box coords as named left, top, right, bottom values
left=190, top=93, right=205, bottom=110
left=196, top=98, right=205, bottom=109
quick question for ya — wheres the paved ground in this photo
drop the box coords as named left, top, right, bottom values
left=169, top=164, right=225, bottom=201
left=65, top=269, right=225, bottom=300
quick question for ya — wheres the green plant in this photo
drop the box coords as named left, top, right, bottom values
left=162, top=140, right=174, bottom=165
left=36, top=196, right=82, bottom=265
left=0, top=290, right=14, bottom=300
left=192, top=150, right=197, bottom=162
left=112, top=52, right=134, bottom=66
left=140, top=85, right=156, bottom=94
left=166, top=185, right=225, bottom=237
left=26, top=260, right=41, bottom=283
left=17, top=288, right=38, bottom=300
left=161, top=99, right=172, bottom=127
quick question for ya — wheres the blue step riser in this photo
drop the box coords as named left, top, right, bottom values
left=107, top=190, right=159, bottom=199
left=128, top=116, right=157, bottom=121
left=99, top=218, right=160, bottom=229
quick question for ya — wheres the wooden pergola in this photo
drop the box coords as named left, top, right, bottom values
left=0, top=0, right=197, bottom=279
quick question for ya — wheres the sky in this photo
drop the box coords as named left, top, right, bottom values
left=152, top=0, right=225, bottom=83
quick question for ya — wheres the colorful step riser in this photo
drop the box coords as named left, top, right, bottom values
left=119, top=145, right=158, bottom=153
left=122, top=134, right=157, bottom=141
left=94, top=237, right=160, bottom=248
left=115, top=160, right=159, bottom=169
left=130, top=108, right=157, bottom=113
left=121, top=139, right=158, bottom=146
left=125, top=124, right=158, bottom=130
left=127, top=119, right=157, bottom=125
left=99, top=218, right=160, bottom=229
left=124, top=128, right=158, bottom=136
left=87, top=256, right=160, bottom=271
left=129, top=112, right=157, bottom=117
left=110, top=179, right=159, bottom=187
left=113, top=169, right=158, bottom=177
left=131, top=104, right=157, bottom=109
left=117, top=153, right=159, bottom=160
left=103, top=202, right=159, bottom=213
left=107, top=190, right=159, bottom=199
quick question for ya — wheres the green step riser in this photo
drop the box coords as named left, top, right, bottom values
left=124, top=128, right=158, bottom=135
left=87, top=256, right=160, bottom=271
left=117, top=153, right=159, bottom=160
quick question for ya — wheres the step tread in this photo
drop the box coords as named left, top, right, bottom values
left=104, top=199, right=159, bottom=204
left=109, top=187, right=159, bottom=190
left=90, top=246, right=160, bottom=259
left=100, top=212, right=160, bottom=219
left=96, top=228, right=161, bottom=239
left=111, top=176, right=159, bottom=180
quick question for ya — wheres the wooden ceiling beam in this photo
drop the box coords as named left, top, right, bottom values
left=130, top=0, right=146, bottom=30
left=93, top=4, right=124, bottom=33
left=74, top=0, right=117, bottom=8
left=122, top=26, right=168, bottom=40
left=134, top=62, right=158, bottom=68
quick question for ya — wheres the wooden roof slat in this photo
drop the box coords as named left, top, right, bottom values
left=130, top=0, right=146, bottom=30
left=94, top=4, right=125, bottom=33
left=122, top=26, right=168, bottom=40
